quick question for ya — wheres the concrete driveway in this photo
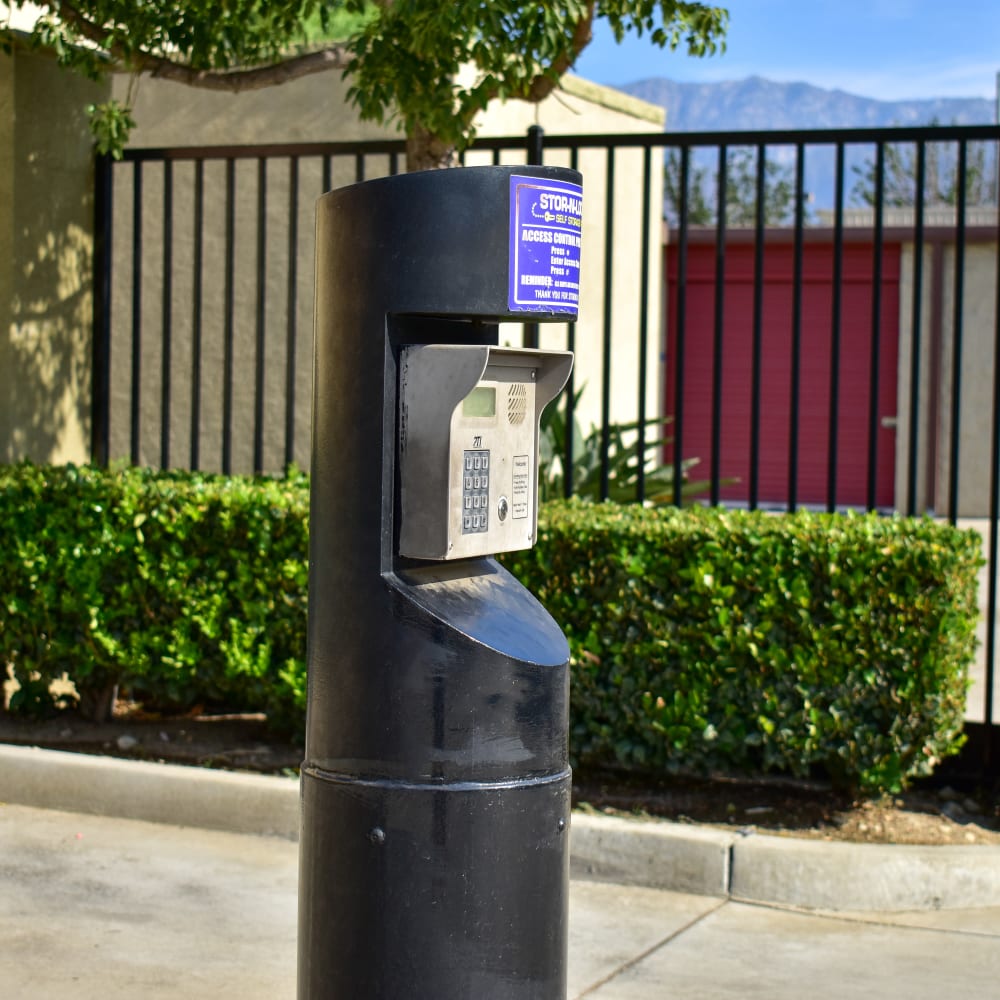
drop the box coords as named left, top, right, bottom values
left=3, top=802, right=1000, bottom=1000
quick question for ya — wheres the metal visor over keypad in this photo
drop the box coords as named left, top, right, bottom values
left=397, top=344, right=573, bottom=560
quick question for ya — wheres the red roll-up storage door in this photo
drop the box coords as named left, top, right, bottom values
left=665, top=240, right=900, bottom=509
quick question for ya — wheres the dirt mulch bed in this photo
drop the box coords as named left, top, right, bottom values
left=2, top=709, right=998, bottom=847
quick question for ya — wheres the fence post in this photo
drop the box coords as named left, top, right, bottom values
left=523, top=125, right=545, bottom=350
left=91, top=151, right=113, bottom=467
left=527, top=124, right=545, bottom=167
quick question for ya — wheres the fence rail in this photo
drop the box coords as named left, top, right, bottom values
left=92, top=122, right=1000, bottom=777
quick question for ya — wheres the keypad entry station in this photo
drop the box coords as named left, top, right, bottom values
left=398, top=344, right=573, bottom=560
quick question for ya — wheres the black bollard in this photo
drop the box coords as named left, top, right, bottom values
left=300, top=165, right=582, bottom=1000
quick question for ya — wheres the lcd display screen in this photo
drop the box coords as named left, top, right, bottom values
left=462, top=386, right=496, bottom=418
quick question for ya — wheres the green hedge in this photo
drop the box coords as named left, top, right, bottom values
left=0, top=465, right=983, bottom=792
left=0, top=463, right=309, bottom=731
left=502, top=500, right=982, bottom=793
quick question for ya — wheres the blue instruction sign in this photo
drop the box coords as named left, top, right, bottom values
left=508, top=174, right=583, bottom=314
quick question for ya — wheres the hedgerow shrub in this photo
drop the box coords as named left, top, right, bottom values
left=501, top=500, right=982, bottom=794
left=0, top=463, right=308, bottom=731
left=1, top=466, right=982, bottom=792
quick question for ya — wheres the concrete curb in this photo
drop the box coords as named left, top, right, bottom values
left=0, top=743, right=298, bottom=839
left=4, top=743, right=1000, bottom=912
left=570, top=812, right=733, bottom=897
left=731, top=832, right=1000, bottom=911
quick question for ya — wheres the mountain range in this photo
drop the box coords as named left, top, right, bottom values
left=615, top=77, right=996, bottom=215
left=619, top=76, right=995, bottom=132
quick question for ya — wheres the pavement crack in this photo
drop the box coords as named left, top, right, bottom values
left=573, top=897, right=729, bottom=998
left=732, top=898, right=1000, bottom=940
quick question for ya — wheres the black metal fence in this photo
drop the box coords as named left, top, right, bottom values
left=92, top=139, right=409, bottom=474
left=91, top=122, right=1000, bottom=776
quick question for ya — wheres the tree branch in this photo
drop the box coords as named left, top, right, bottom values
left=142, top=46, right=351, bottom=92
left=521, top=1, right=596, bottom=103
left=42, top=0, right=351, bottom=92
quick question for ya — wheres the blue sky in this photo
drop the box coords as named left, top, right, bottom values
left=574, top=1, right=1000, bottom=102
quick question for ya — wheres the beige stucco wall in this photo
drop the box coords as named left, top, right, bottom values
left=102, top=70, right=664, bottom=473
left=895, top=223, right=998, bottom=518
left=104, top=155, right=317, bottom=471
left=0, top=46, right=108, bottom=465
left=893, top=242, right=935, bottom=513
left=1, top=44, right=663, bottom=472
left=933, top=240, right=997, bottom=518
left=113, top=66, right=391, bottom=149
left=104, top=56, right=405, bottom=470
left=105, top=70, right=416, bottom=470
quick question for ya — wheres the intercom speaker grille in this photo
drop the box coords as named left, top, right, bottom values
left=507, top=383, right=528, bottom=425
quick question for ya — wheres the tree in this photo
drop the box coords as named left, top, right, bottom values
left=664, top=149, right=714, bottom=224
left=4, top=1, right=728, bottom=169
left=665, top=146, right=803, bottom=226
left=850, top=126, right=997, bottom=209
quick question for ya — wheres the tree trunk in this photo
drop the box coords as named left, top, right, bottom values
left=406, top=124, right=459, bottom=171
left=78, top=681, right=119, bottom=724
